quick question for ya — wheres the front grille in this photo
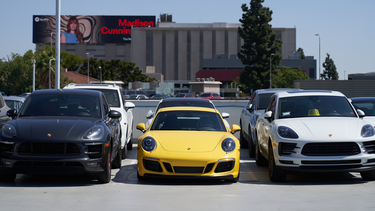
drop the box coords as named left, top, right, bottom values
left=0, top=142, right=15, bottom=158
left=279, top=142, right=298, bottom=155
left=215, top=161, right=235, bottom=173
left=301, top=160, right=361, bottom=165
left=174, top=167, right=204, bottom=173
left=363, top=141, right=375, bottom=154
left=13, top=161, right=83, bottom=167
left=301, top=142, right=360, bottom=156
left=143, top=159, right=162, bottom=172
left=18, top=142, right=80, bottom=156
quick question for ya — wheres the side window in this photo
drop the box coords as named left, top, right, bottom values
left=265, top=96, right=276, bottom=120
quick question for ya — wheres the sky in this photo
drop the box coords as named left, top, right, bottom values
left=1, top=0, right=374, bottom=80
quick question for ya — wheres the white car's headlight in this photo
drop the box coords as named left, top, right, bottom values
left=278, top=126, right=299, bottom=139
left=221, top=138, right=236, bottom=153
left=1, top=124, right=17, bottom=138
left=361, top=124, right=375, bottom=137
left=142, top=137, right=157, bottom=152
left=83, top=125, right=105, bottom=139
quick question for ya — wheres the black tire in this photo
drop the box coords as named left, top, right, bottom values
left=112, top=144, right=122, bottom=169
left=137, top=170, right=145, bottom=181
left=121, top=132, right=128, bottom=159
left=268, top=143, right=286, bottom=182
left=97, top=148, right=111, bottom=183
left=239, top=123, right=248, bottom=149
left=0, top=173, right=16, bottom=182
left=248, top=127, right=255, bottom=158
left=361, top=170, right=375, bottom=181
left=255, top=134, right=267, bottom=166
left=127, top=131, right=133, bottom=150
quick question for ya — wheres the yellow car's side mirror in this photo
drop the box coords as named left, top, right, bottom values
left=136, top=123, right=146, bottom=133
left=231, top=124, right=241, bottom=134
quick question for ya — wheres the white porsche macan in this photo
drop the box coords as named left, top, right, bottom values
left=255, top=90, right=375, bottom=182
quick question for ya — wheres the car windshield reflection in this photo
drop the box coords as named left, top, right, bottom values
left=151, top=111, right=226, bottom=131
left=278, top=96, right=356, bottom=118
left=19, top=94, right=101, bottom=118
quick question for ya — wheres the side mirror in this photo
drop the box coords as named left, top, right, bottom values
left=357, top=109, right=365, bottom=118
left=6, top=108, right=17, bottom=118
left=108, top=110, right=121, bottom=119
left=231, top=124, right=241, bottom=134
left=125, top=102, right=135, bottom=110
left=264, top=111, right=272, bottom=119
left=146, top=110, right=154, bottom=119
left=246, top=104, right=253, bottom=111
left=222, top=112, right=230, bottom=119
left=136, top=123, right=146, bottom=133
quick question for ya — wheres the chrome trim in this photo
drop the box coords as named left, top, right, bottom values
left=218, top=158, right=235, bottom=162
left=0, top=140, right=15, bottom=144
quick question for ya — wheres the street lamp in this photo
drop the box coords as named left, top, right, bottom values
left=49, top=58, right=55, bottom=89
left=270, top=53, right=274, bottom=88
left=31, top=59, right=36, bottom=92
left=99, top=66, right=102, bottom=84
left=315, top=34, right=320, bottom=80
left=86, top=53, right=90, bottom=84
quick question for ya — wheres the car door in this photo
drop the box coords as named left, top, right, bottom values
left=242, top=92, right=256, bottom=137
left=259, top=95, right=277, bottom=154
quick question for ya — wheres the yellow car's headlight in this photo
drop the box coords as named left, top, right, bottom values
left=221, top=138, right=236, bottom=153
left=142, top=137, right=157, bottom=152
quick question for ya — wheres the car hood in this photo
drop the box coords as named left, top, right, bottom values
left=11, top=117, right=99, bottom=141
left=278, top=117, right=369, bottom=140
left=149, top=131, right=227, bottom=152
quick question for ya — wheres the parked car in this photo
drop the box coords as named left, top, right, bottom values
left=136, top=106, right=241, bottom=182
left=3, top=96, right=26, bottom=113
left=129, top=94, right=149, bottom=100
left=240, top=88, right=300, bottom=157
left=175, top=93, right=194, bottom=98
left=199, top=92, right=221, bottom=100
left=63, top=83, right=135, bottom=158
left=145, top=98, right=230, bottom=128
left=19, top=92, right=31, bottom=98
left=151, top=94, right=170, bottom=100
left=0, top=89, right=122, bottom=183
left=0, top=93, right=11, bottom=128
left=1, top=92, right=7, bottom=97
left=254, top=90, right=375, bottom=182
left=351, top=97, right=375, bottom=119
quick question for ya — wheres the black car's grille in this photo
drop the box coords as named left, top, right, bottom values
left=363, top=141, right=375, bottom=154
left=214, top=161, right=235, bottom=173
left=0, top=142, right=15, bottom=158
left=301, top=142, right=360, bottom=156
left=17, top=142, right=80, bottom=156
left=174, top=167, right=204, bottom=173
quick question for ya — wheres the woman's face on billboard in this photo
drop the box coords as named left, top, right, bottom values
left=70, top=21, right=77, bottom=32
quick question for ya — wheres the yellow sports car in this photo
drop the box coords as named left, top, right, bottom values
left=136, top=106, right=241, bottom=182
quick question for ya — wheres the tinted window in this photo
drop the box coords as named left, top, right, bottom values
left=81, top=89, right=120, bottom=107
left=151, top=110, right=226, bottom=132
left=278, top=96, right=356, bottom=119
left=352, top=100, right=375, bottom=116
left=257, top=93, right=274, bottom=110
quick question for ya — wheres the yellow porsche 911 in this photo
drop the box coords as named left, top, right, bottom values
left=136, top=106, right=241, bottom=182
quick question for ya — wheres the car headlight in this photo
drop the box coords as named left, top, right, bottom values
left=83, top=125, right=105, bottom=139
left=361, top=124, right=375, bottom=137
left=278, top=126, right=299, bottom=139
left=221, top=138, right=236, bottom=153
left=142, top=137, right=156, bottom=152
left=1, top=124, right=17, bottom=138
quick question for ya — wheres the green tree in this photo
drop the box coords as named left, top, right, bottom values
left=321, top=53, right=338, bottom=80
left=273, top=66, right=309, bottom=88
left=237, top=0, right=282, bottom=91
left=296, top=47, right=306, bottom=59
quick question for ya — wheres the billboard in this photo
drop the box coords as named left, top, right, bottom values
left=33, top=15, right=155, bottom=44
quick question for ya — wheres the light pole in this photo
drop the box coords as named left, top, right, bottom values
left=49, top=58, right=55, bottom=89
left=32, top=59, right=36, bottom=92
left=99, top=66, right=102, bottom=84
left=86, top=53, right=90, bottom=84
left=315, top=34, right=320, bottom=80
left=270, top=53, right=274, bottom=88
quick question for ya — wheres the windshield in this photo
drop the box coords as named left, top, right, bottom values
left=151, top=110, right=226, bottom=132
left=81, top=89, right=120, bottom=107
left=20, top=94, right=101, bottom=118
left=352, top=99, right=375, bottom=116
left=278, top=96, right=356, bottom=119
left=257, top=93, right=274, bottom=110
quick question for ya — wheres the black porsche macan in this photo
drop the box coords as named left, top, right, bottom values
left=0, top=89, right=122, bottom=183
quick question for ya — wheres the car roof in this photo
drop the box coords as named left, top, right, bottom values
left=31, top=89, right=103, bottom=97
left=3, top=96, right=26, bottom=101
left=64, top=83, right=120, bottom=90
left=275, top=90, right=345, bottom=98
left=255, top=88, right=301, bottom=94
left=350, top=97, right=375, bottom=102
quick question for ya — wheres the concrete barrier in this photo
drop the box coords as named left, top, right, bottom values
left=128, top=99, right=248, bottom=140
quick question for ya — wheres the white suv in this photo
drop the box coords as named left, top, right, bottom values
left=64, top=84, right=135, bottom=158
